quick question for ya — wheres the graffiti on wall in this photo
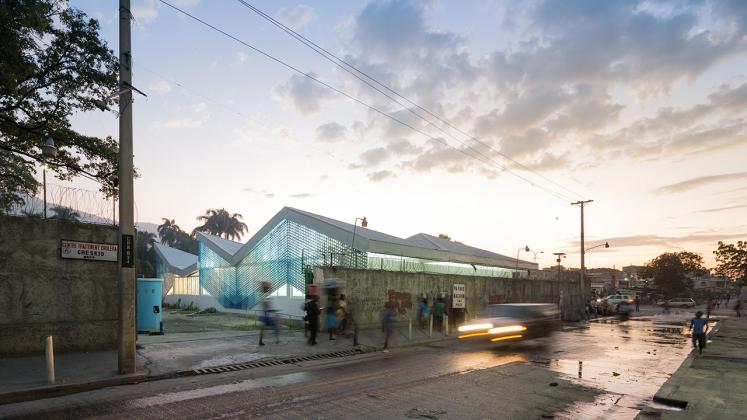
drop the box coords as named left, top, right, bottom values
left=387, top=289, right=412, bottom=315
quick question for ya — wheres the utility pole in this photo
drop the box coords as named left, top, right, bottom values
left=118, top=0, right=136, bottom=374
left=571, top=200, right=593, bottom=286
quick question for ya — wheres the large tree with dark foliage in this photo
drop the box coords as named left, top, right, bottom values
left=714, top=241, right=747, bottom=285
left=640, top=251, right=708, bottom=298
left=0, top=0, right=118, bottom=212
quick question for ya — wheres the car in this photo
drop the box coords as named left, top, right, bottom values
left=597, top=295, right=634, bottom=305
left=657, top=298, right=696, bottom=308
left=457, top=303, right=560, bottom=343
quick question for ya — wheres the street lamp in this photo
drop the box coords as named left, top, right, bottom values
left=552, top=252, right=567, bottom=282
left=531, top=250, right=544, bottom=263
left=585, top=241, right=610, bottom=253
left=350, top=216, right=368, bottom=268
left=515, top=245, right=530, bottom=272
left=40, top=137, right=57, bottom=219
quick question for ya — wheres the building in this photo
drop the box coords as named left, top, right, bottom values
left=156, top=207, right=538, bottom=314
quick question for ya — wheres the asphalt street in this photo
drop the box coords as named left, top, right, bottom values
left=0, top=312, right=698, bottom=419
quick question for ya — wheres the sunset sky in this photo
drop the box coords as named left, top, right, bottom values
left=59, top=0, right=747, bottom=269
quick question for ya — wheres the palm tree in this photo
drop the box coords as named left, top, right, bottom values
left=192, top=208, right=248, bottom=241
left=137, top=230, right=157, bottom=278
left=157, top=218, right=182, bottom=247
left=50, top=206, right=81, bottom=222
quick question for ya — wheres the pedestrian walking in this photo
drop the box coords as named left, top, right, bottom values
left=325, top=295, right=339, bottom=340
left=304, top=295, right=320, bottom=345
left=706, top=298, right=714, bottom=319
left=382, top=302, right=396, bottom=352
left=418, top=298, right=429, bottom=329
left=735, top=299, right=742, bottom=318
left=716, top=297, right=721, bottom=309
left=258, top=281, right=280, bottom=346
left=634, top=295, right=640, bottom=312
left=662, top=299, right=670, bottom=314
left=338, top=294, right=348, bottom=332
left=688, top=311, right=709, bottom=354
left=434, top=297, right=445, bottom=332
left=726, top=293, right=731, bottom=305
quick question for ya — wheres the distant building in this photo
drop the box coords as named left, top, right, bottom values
left=692, top=276, right=728, bottom=290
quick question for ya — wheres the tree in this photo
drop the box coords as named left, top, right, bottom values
left=136, top=230, right=157, bottom=278
left=157, top=218, right=182, bottom=247
left=49, top=205, right=80, bottom=221
left=192, top=208, right=248, bottom=241
left=0, top=1, right=119, bottom=213
left=714, top=241, right=747, bottom=283
left=640, top=251, right=707, bottom=297
left=438, top=233, right=452, bottom=241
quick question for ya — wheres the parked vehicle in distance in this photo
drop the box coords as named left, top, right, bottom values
left=597, top=295, right=634, bottom=305
left=656, top=298, right=696, bottom=308
left=457, top=303, right=560, bottom=343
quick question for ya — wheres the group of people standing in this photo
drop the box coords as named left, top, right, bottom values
left=417, top=295, right=449, bottom=331
left=302, top=291, right=350, bottom=346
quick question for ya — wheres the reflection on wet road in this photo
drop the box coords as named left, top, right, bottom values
left=0, top=313, right=703, bottom=419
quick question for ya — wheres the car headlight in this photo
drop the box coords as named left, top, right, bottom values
left=457, top=323, right=493, bottom=332
left=488, top=325, right=527, bottom=334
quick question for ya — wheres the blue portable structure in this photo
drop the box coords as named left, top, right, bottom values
left=137, top=278, right=163, bottom=334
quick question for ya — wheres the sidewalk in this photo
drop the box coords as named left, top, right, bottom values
left=638, top=317, right=747, bottom=419
left=0, top=322, right=452, bottom=404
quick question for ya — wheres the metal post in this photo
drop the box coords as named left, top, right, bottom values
left=42, top=167, right=47, bottom=219
left=117, top=0, right=137, bottom=375
left=45, top=336, right=55, bottom=384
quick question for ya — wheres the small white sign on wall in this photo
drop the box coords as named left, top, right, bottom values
left=61, top=240, right=118, bottom=262
left=452, top=283, right=466, bottom=308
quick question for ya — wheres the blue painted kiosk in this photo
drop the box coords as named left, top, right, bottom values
left=137, top=278, right=163, bottom=334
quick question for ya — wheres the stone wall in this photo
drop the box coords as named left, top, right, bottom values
left=0, top=215, right=119, bottom=356
left=317, top=267, right=589, bottom=327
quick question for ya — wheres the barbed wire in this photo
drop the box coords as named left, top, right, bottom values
left=10, top=183, right=117, bottom=226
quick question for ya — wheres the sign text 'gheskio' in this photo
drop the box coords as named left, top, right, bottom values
left=61, top=240, right=118, bottom=262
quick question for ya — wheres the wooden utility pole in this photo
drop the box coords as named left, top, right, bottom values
left=571, top=200, right=593, bottom=286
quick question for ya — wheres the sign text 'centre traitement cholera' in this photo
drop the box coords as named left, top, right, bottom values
left=61, top=240, right=118, bottom=262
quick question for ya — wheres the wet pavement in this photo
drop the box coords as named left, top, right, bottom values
left=0, top=312, right=707, bottom=419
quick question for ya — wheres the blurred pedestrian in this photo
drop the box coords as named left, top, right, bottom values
left=326, top=295, right=338, bottom=340
left=258, top=281, right=280, bottom=346
left=716, top=297, right=721, bottom=309
left=726, top=293, right=731, bottom=305
left=706, top=298, right=714, bottom=319
left=688, top=311, right=709, bottom=354
left=382, top=302, right=397, bottom=352
left=434, top=297, right=445, bottom=332
left=634, top=295, right=640, bottom=312
left=338, top=294, right=348, bottom=332
left=735, top=299, right=743, bottom=318
left=663, top=299, right=670, bottom=314
left=418, top=298, right=429, bottom=329
left=304, top=295, right=320, bottom=345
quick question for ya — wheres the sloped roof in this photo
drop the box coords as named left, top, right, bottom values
left=153, top=243, right=198, bottom=276
left=195, top=206, right=537, bottom=270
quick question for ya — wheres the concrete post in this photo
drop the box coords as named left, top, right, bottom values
left=408, top=318, right=412, bottom=340
left=444, top=314, right=449, bottom=336
left=428, top=314, right=433, bottom=337
left=117, top=0, right=137, bottom=375
left=45, top=336, right=55, bottom=384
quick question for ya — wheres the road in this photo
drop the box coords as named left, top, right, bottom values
left=1, top=313, right=697, bottom=419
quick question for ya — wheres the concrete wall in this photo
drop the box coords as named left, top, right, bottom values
left=317, top=267, right=589, bottom=327
left=0, top=215, right=119, bottom=356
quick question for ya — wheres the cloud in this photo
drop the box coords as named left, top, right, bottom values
left=274, top=73, right=335, bottom=115
left=132, top=0, right=158, bottom=23
left=653, top=171, right=747, bottom=194
left=569, top=232, right=747, bottom=249
left=368, top=170, right=397, bottom=182
left=159, top=118, right=203, bottom=129
left=276, top=4, right=316, bottom=30
left=148, top=79, right=171, bottom=94
left=316, top=122, right=348, bottom=143
left=243, top=187, right=275, bottom=199
left=387, top=139, right=422, bottom=155
left=692, top=204, right=747, bottom=214
left=289, top=193, right=312, bottom=198
left=350, top=147, right=392, bottom=169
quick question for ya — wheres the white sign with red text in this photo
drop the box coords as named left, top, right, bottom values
left=61, top=240, right=118, bottom=262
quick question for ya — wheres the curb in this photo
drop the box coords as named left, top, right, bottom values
left=651, top=321, right=721, bottom=410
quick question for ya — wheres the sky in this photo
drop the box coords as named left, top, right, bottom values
left=58, top=0, right=747, bottom=269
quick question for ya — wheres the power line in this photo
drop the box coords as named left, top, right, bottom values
left=157, top=0, right=575, bottom=202
left=234, top=0, right=585, bottom=201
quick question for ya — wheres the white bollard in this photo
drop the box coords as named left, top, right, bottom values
left=444, top=314, right=449, bottom=336
left=429, top=314, right=433, bottom=337
left=408, top=318, right=412, bottom=340
left=46, top=336, right=55, bottom=385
